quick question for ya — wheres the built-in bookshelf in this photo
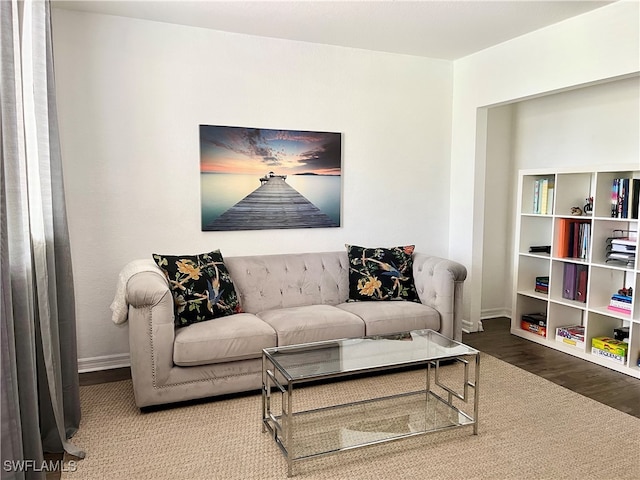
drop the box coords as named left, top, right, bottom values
left=512, top=166, right=640, bottom=378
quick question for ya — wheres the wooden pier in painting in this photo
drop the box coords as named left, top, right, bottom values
left=204, top=176, right=338, bottom=231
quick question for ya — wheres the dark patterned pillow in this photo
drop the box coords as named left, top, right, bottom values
left=346, top=244, right=419, bottom=302
left=152, top=250, right=242, bottom=327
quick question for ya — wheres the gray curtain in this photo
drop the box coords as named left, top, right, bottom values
left=1, top=1, right=84, bottom=479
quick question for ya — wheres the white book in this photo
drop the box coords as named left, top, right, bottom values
left=611, top=237, right=637, bottom=247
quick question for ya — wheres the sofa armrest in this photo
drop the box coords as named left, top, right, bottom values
left=126, top=271, right=175, bottom=401
left=412, top=253, right=467, bottom=341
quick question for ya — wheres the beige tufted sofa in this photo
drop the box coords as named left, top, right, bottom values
left=124, top=251, right=467, bottom=408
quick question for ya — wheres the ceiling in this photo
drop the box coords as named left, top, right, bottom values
left=52, top=0, right=616, bottom=60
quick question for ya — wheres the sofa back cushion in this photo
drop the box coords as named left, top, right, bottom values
left=225, top=252, right=350, bottom=313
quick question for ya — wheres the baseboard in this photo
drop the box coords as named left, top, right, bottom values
left=462, top=318, right=478, bottom=333
left=481, top=308, right=512, bottom=320
left=78, top=353, right=130, bottom=373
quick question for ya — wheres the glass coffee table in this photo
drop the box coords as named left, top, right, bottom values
left=261, top=329, right=480, bottom=476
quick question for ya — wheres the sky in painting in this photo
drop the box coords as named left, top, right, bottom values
left=200, top=125, right=341, bottom=175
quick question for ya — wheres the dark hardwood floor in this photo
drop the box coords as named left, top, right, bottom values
left=462, top=317, right=640, bottom=418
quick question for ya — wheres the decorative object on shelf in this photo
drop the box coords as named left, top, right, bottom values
left=618, top=287, right=633, bottom=297
left=570, top=206, right=583, bottom=216
left=583, top=197, right=594, bottom=215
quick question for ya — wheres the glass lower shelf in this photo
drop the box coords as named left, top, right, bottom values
left=275, top=391, right=474, bottom=460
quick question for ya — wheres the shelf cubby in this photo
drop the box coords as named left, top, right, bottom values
left=520, top=175, right=556, bottom=215
left=518, top=216, right=552, bottom=254
left=593, top=170, right=640, bottom=219
left=549, top=259, right=588, bottom=306
left=591, top=218, right=638, bottom=267
left=547, top=302, right=584, bottom=339
left=516, top=255, right=550, bottom=296
left=554, top=172, right=593, bottom=218
left=513, top=294, right=548, bottom=339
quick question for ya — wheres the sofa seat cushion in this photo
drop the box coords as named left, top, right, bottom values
left=173, top=313, right=276, bottom=367
left=257, top=305, right=365, bottom=346
left=337, top=301, right=440, bottom=336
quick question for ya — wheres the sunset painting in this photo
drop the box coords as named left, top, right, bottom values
left=200, top=125, right=342, bottom=231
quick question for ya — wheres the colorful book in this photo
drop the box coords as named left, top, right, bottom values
left=540, top=179, right=549, bottom=215
left=611, top=238, right=637, bottom=247
left=607, top=305, right=632, bottom=314
left=611, top=178, right=619, bottom=218
left=609, top=301, right=632, bottom=311
left=611, top=294, right=632, bottom=302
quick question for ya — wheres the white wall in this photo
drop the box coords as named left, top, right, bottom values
left=51, top=10, right=454, bottom=369
left=451, top=1, right=640, bottom=332
left=512, top=77, right=640, bottom=171
left=480, top=105, right=514, bottom=319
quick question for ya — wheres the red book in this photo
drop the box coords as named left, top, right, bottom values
left=575, top=265, right=588, bottom=303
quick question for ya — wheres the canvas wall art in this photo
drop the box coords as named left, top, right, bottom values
left=200, top=125, right=342, bottom=231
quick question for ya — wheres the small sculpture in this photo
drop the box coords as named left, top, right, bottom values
left=570, top=206, right=583, bottom=216
left=618, top=287, right=633, bottom=297
left=583, top=197, right=593, bottom=215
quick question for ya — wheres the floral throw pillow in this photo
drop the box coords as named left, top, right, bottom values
left=152, top=250, right=242, bottom=327
left=346, top=244, right=419, bottom=302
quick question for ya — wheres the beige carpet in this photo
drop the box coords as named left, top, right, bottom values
left=63, top=354, right=640, bottom=479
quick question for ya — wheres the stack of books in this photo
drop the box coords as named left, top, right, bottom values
left=534, top=276, right=549, bottom=294
left=611, top=178, right=640, bottom=219
left=607, top=291, right=632, bottom=315
left=532, top=178, right=554, bottom=214
left=605, top=236, right=636, bottom=268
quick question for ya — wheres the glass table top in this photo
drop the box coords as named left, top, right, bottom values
left=263, top=329, right=478, bottom=382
